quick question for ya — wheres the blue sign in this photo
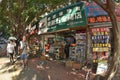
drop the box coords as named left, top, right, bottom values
left=85, top=2, right=107, bottom=17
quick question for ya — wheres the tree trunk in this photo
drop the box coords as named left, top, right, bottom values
left=86, top=26, right=92, bottom=61
left=105, top=9, right=120, bottom=80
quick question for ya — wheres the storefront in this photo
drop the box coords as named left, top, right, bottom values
left=85, top=2, right=120, bottom=75
left=26, top=23, right=41, bottom=56
left=38, top=17, right=55, bottom=56
left=85, top=2, right=111, bottom=75
left=46, top=2, right=88, bottom=63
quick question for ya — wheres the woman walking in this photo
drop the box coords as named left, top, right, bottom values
left=7, top=40, right=15, bottom=64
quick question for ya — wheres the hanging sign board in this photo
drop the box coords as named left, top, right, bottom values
left=85, top=2, right=120, bottom=24
left=38, top=17, right=48, bottom=35
left=47, top=2, right=87, bottom=32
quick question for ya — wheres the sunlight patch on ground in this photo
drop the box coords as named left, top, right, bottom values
left=0, top=66, right=22, bottom=80
left=0, top=57, right=23, bottom=80
left=0, top=57, right=9, bottom=64
left=0, top=73, right=12, bottom=80
left=48, top=74, right=51, bottom=80
left=32, top=74, right=37, bottom=80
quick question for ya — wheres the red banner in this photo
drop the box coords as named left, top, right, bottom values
left=88, top=16, right=120, bottom=23
left=90, top=28, right=110, bottom=33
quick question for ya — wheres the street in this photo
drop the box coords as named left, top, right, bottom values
left=0, top=56, right=87, bottom=80
left=0, top=41, right=87, bottom=80
left=0, top=43, right=7, bottom=56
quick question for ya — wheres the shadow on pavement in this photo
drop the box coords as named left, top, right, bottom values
left=0, top=59, right=20, bottom=74
left=14, top=67, right=49, bottom=80
left=0, top=57, right=91, bottom=80
left=14, top=59, right=49, bottom=80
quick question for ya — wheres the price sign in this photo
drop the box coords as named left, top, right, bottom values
left=88, top=16, right=110, bottom=23
left=90, top=28, right=110, bottom=33
left=88, top=16, right=120, bottom=23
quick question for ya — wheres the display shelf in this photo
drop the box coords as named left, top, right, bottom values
left=53, top=46, right=61, bottom=59
left=69, top=46, right=76, bottom=61
left=75, top=33, right=86, bottom=62
left=69, top=32, right=86, bottom=62
left=90, top=28, right=111, bottom=62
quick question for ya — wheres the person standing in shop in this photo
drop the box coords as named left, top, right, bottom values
left=7, top=40, right=15, bottom=64
left=64, top=36, right=76, bottom=59
left=64, top=37, right=71, bottom=59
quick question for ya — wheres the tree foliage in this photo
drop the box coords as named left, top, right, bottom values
left=0, top=0, right=75, bottom=37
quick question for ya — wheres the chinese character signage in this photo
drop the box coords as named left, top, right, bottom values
left=90, top=28, right=110, bottom=33
left=47, top=2, right=87, bottom=32
left=85, top=2, right=120, bottom=24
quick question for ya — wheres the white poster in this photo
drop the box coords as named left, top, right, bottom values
left=96, top=61, right=108, bottom=75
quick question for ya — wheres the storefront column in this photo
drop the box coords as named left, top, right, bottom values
left=42, top=35, right=46, bottom=55
left=41, top=35, right=44, bottom=50
left=86, top=26, right=92, bottom=61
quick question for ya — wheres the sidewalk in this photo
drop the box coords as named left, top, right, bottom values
left=18, top=58, right=85, bottom=80
left=21, top=58, right=95, bottom=80
left=0, top=57, right=95, bottom=80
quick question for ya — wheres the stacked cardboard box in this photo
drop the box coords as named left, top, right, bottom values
left=65, top=60, right=74, bottom=67
left=65, top=61, right=81, bottom=70
left=40, top=55, right=46, bottom=60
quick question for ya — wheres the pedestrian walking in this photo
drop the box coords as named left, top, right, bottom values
left=7, top=40, right=15, bottom=64
left=19, top=35, right=29, bottom=68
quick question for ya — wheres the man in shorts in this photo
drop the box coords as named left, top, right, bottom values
left=20, top=36, right=29, bottom=68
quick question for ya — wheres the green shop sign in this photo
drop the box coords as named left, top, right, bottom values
left=47, top=2, right=87, bottom=32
